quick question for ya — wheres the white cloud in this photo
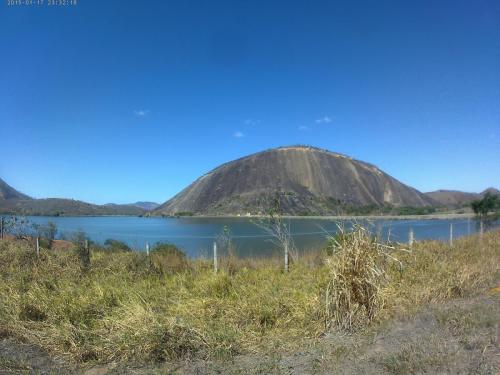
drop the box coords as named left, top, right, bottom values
left=315, top=116, right=332, bottom=124
left=244, top=119, right=260, bottom=126
left=134, top=109, right=150, bottom=117
left=298, top=125, right=310, bottom=131
left=233, top=131, right=245, bottom=138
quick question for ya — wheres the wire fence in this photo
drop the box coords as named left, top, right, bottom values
left=1, top=215, right=498, bottom=258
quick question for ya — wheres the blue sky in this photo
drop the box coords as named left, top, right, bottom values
left=1, top=0, right=499, bottom=204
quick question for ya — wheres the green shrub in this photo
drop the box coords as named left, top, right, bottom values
left=73, top=231, right=90, bottom=270
left=104, top=239, right=132, bottom=253
left=150, top=243, right=188, bottom=274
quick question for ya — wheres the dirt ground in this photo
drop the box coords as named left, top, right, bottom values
left=1, top=294, right=498, bottom=375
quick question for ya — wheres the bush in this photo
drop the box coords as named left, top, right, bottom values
left=104, top=239, right=132, bottom=253
left=73, top=231, right=90, bottom=270
left=2, top=216, right=34, bottom=238
left=150, top=243, right=188, bottom=274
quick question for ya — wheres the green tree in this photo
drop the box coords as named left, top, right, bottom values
left=471, top=192, right=500, bottom=217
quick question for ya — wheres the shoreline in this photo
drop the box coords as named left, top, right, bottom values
left=162, top=212, right=477, bottom=221
left=1, top=213, right=477, bottom=220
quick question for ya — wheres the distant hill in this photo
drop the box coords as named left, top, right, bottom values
left=131, top=201, right=159, bottom=211
left=0, top=178, right=145, bottom=216
left=425, top=188, right=499, bottom=207
left=3, top=199, right=145, bottom=216
left=424, top=190, right=480, bottom=206
left=105, top=201, right=159, bottom=211
left=154, top=146, right=436, bottom=216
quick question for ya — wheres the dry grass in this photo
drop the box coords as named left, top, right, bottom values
left=324, top=224, right=404, bottom=330
left=383, top=230, right=499, bottom=316
left=0, top=228, right=498, bottom=367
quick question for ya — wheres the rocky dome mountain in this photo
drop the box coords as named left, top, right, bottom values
left=154, top=146, right=436, bottom=216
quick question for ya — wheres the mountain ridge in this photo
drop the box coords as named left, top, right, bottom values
left=425, top=188, right=500, bottom=206
left=0, top=178, right=145, bottom=216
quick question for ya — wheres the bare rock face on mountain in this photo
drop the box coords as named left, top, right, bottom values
left=155, top=146, right=435, bottom=216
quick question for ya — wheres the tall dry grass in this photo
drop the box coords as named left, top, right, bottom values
left=0, top=228, right=498, bottom=365
left=323, top=224, right=405, bottom=330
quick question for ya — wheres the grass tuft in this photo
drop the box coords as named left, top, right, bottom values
left=324, top=224, right=401, bottom=330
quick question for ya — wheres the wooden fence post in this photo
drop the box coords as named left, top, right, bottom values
left=85, top=239, right=90, bottom=262
left=467, top=217, right=471, bottom=236
left=376, top=223, right=382, bottom=242
left=480, top=219, right=484, bottom=239
left=213, top=241, right=218, bottom=273
left=408, top=227, right=414, bottom=249
left=0, top=217, right=4, bottom=239
left=284, top=242, right=289, bottom=272
left=146, top=242, right=150, bottom=256
left=449, top=223, right=453, bottom=247
left=36, top=237, right=40, bottom=258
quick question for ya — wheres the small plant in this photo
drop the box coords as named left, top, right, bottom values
left=216, top=226, right=239, bottom=274
left=46, top=222, right=57, bottom=247
left=253, top=191, right=297, bottom=270
left=34, top=221, right=57, bottom=248
left=73, top=231, right=91, bottom=270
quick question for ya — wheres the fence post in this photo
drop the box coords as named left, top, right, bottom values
left=467, top=217, right=471, bottom=236
left=449, top=223, right=453, bottom=247
left=0, top=217, right=3, bottom=239
left=85, top=239, right=90, bottom=263
left=36, top=237, right=40, bottom=258
left=408, top=227, right=414, bottom=249
left=213, top=241, right=218, bottom=273
left=480, top=219, right=484, bottom=239
left=146, top=242, right=150, bottom=256
left=376, top=223, right=382, bottom=242
left=284, top=242, right=289, bottom=272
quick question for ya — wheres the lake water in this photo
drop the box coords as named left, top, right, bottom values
left=4, top=216, right=497, bottom=258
